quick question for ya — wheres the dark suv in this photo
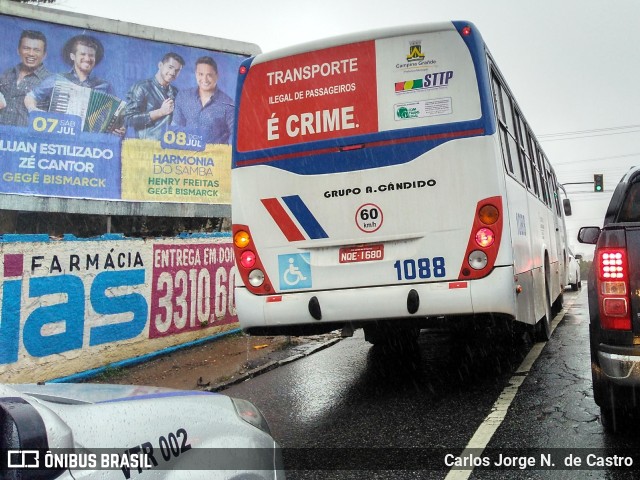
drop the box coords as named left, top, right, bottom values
left=578, top=166, right=640, bottom=432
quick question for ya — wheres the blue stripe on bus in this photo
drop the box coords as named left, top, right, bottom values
left=233, top=121, right=492, bottom=174
left=282, top=195, right=328, bottom=239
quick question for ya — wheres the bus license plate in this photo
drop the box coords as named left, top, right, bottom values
left=339, top=244, right=384, bottom=263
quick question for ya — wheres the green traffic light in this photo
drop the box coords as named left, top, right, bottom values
left=594, top=174, right=604, bottom=192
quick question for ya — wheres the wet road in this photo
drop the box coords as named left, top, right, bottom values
left=227, top=286, right=640, bottom=479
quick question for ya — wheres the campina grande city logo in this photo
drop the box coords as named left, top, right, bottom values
left=406, top=40, right=426, bottom=62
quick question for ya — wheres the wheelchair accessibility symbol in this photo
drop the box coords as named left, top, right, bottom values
left=278, top=253, right=312, bottom=290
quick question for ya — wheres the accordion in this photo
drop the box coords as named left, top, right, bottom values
left=49, top=77, right=125, bottom=133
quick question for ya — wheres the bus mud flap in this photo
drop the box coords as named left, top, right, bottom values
left=309, top=296, right=322, bottom=320
left=407, top=289, right=420, bottom=314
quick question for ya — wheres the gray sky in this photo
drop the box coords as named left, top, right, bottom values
left=50, top=0, right=640, bottom=258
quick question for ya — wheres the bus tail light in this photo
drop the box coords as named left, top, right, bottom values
left=248, top=269, right=266, bottom=288
left=459, top=196, right=503, bottom=280
left=475, top=228, right=495, bottom=248
left=232, top=224, right=274, bottom=295
left=478, top=204, right=499, bottom=225
left=234, top=229, right=251, bottom=249
left=240, top=250, right=256, bottom=269
left=597, top=248, right=631, bottom=330
left=468, top=250, right=488, bottom=270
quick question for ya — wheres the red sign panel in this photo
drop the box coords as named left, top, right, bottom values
left=238, top=41, right=378, bottom=152
left=150, top=243, right=237, bottom=338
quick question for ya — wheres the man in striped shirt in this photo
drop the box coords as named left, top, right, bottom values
left=0, top=30, right=51, bottom=126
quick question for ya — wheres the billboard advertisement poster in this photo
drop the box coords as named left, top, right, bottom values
left=0, top=13, right=248, bottom=206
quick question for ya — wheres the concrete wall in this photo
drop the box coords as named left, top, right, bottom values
left=0, top=233, right=238, bottom=382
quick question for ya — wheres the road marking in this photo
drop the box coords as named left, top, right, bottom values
left=444, top=297, right=576, bottom=480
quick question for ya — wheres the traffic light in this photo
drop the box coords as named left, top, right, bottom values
left=594, top=174, right=604, bottom=192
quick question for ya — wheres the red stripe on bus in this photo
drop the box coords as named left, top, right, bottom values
left=236, top=129, right=485, bottom=167
left=261, top=198, right=306, bottom=242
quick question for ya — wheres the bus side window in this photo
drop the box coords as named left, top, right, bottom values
left=491, top=75, right=513, bottom=176
left=529, top=142, right=542, bottom=197
left=544, top=161, right=555, bottom=209
left=526, top=128, right=539, bottom=195
left=491, top=75, right=502, bottom=116
left=537, top=150, right=551, bottom=206
left=514, top=110, right=532, bottom=188
left=551, top=173, right=562, bottom=216
left=503, top=95, right=522, bottom=181
left=491, top=75, right=511, bottom=169
left=500, top=86, right=523, bottom=183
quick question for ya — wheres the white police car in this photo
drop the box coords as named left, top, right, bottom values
left=0, top=383, right=284, bottom=479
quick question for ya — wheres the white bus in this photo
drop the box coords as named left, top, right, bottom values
left=231, top=21, right=571, bottom=345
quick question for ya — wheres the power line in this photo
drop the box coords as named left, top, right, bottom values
left=538, top=124, right=640, bottom=139
left=552, top=152, right=640, bottom=166
left=541, top=129, right=640, bottom=142
left=564, top=188, right=616, bottom=196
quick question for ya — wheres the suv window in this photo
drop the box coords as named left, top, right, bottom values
left=617, top=180, right=640, bottom=222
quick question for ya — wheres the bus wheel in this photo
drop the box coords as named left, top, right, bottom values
left=363, top=325, right=383, bottom=345
left=552, top=293, right=563, bottom=316
left=364, top=324, right=419, bottom=348
left=534, top=283, right=552, bottom=342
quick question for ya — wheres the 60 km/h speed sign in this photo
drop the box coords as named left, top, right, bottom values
left=356, top=203, right=383, bottom=233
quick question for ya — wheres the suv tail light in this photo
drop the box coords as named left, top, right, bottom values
left=597, top=248, right=631, bottom=330
left=458, top=196, right=503, bottom=280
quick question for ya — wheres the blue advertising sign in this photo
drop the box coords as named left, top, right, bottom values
left=0, top=9, right=253, bottom=207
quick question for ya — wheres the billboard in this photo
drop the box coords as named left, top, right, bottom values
left=0, top=1, right=258, bottom=216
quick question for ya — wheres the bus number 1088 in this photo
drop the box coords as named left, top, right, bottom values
left=393, top=257, right=446, bottom=281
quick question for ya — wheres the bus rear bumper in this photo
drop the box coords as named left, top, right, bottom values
left=235, top=266, right=516, bottom=332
